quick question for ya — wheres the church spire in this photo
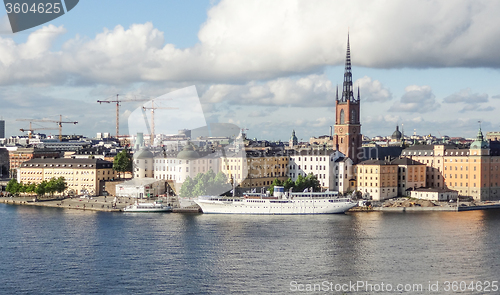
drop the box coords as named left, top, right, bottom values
left=340, top=33, right=355, bottom=103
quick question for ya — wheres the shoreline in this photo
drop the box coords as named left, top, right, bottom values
left=3, top=196, right=500, bottom=214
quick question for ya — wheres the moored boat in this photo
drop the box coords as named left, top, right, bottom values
left=194, top=186, right=357, bottom=214
left=123, top=200, right=172, bottom=212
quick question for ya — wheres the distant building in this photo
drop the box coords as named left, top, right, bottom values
left=289, top=130, right=298, bottom=148
left=8, top=147, right=60, bottom=177
left=0, top=120, right=4, bottom=139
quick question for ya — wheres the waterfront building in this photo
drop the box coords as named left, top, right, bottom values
left=153, top=143, right=220, bottom=193
left=287, top=148, right=341, bottom=190
left=400, top=128, right=500, bottom=201
left=18, top=158, right=116, bottom=195
left=115, top=178, right=165, bottom=198
left=354, top=159, right=398, bottom=201
left=410, top=188, right=458, bottom=202
left=231, top=149, right=287, bottom=190
left=332, top=156, right=355, bottom=194
left=390, top=157, right=426, bottom=196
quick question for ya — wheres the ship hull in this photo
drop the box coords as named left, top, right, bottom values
left=195, top=197, right=357, bottom=214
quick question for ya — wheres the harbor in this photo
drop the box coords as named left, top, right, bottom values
left=3, top=194, right=500, bottom=214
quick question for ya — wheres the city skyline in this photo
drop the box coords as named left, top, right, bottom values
left=1, top=0, right=500, bottom=141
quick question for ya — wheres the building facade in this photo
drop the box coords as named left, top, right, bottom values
left=400, top=128, right=500, bottom=201
left=18, top=158, right=116, bottom=195
left=355, top=159, right=398, bottom=201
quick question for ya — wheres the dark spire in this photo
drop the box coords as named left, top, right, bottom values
left=336, top=84, right=339, bottom=101
left=340, top=33, right=355, bottom=103
left=357, top=85, right=360, bottom=101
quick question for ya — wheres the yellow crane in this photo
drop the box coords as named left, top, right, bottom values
left=19, top=122, right=57, bottom=140
left=17, top=115, right=77, bottom=141
left=97, top=94, right=150, bottom=138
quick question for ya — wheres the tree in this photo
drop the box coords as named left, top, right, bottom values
left=179, top=176, right=195, bottom=198
left=294, top=174, right=306, bottom=192
left=113, top=149, right=132, bottom=179
left=6, top=178, right=20, bottom=195
left=55, top=177, right=67, bottom=195
left=283, top=178, right=294, bottom=191
left=304, top=173, right=321, bottom=192
left=35, top=181, right=47, bottom=196
left=26, top=183, right=36, bottom=194
left=179, top=170, right=231, bottom=198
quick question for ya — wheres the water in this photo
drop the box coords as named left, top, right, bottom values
left=1, top=204, right=500, bottom=294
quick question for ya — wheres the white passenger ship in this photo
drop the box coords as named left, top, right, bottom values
left=194, top=186, right=357, bottom=214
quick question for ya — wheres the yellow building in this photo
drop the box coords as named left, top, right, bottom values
left=18, top=158, right=116, bottom=196
left=222, top=150, right=288, bottom=189
left=401, top=128, right=500, bottom=201
left=390, top=157, right=426, bottom=196
left=355, top=159, right=398, bottom=201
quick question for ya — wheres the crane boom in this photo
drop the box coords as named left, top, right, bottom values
left=142, top=100, right=177, bottom=146
left=97, top=94, right=150, bottom=138
left=17, top=116, right=77, bottom=141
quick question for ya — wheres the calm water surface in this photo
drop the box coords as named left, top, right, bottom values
left=1, top=204, right=500, bottom=294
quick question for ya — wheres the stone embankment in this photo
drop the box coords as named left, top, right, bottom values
left=350, top=197, right=500, bottom=213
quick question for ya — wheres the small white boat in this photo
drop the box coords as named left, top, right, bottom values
left=123, top=200, right=172, bottom=213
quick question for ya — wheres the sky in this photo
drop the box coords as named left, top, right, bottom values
left=1, top=0, right=500, bottom=141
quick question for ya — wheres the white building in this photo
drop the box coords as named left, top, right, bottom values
left=332, top=157, right=354, bottom=194
left=287, top=149, right=343, bottom=190
left=410, top=188, right=458, bottom=202
left=153, top=143, right=220, bottom=192
left=115, top=178, right=165, bottom=198
left=133, top=147, right=154, bottom=178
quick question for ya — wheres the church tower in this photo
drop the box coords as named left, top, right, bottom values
left=333, top=34, right=362, bottom=163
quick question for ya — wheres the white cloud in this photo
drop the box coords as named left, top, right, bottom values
left=201, top=74, right=335, bottom=107
left=389, top=85, right=440, bottom=113
left=443, top=88, right=493, bottom=112
left=1, top=1, right=500, bottom=85
left=444, top=88, right=488, bottom=104
left=355, top=76, right=392, bottom=102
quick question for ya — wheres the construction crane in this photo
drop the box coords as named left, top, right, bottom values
left=19, top=122, right=57, bottom=140
left=142, top=100, right=177, bottom=146
left=97, top=94, right=150, bottom=138
left=17, top=115, right=77, bottom=141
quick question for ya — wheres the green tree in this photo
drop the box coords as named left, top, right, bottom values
left=213, top=171, right=231, bottom=195
left=26, top=183, right=36, bottom=194
left=6, top=178, right=20, bottom=195
left=304, top=173, right=321, bottom=192
left=35, top=180, right=47, bottom=196
left=179, top=176, right=195, bottom=198
left=55, top=177, right=67, bottom=195
left=113, top=148, right=132, bottom=179
left=283, top=178, right=294, bottom=191
left=294, top=174, right=306, bottom=192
